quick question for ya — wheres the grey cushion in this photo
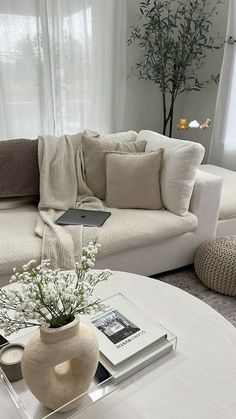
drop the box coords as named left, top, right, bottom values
left=0, top=139, right=39, bottom=198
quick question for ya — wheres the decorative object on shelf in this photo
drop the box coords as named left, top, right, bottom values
left=177, top=118, right=188, bottom=130
left=177, top=118, right=211, bottom=130
left=128, top=0, right=224, bottom=137
left=200, top=118, right=212, bottom=129
left=188, top=120, right=200, bottom=129
left=0, top=343, right=25, bottom=382
left=0, top=242, right=112, bottom=412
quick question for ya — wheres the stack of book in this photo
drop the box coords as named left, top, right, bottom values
left=83, top=293, right=175, bottom=384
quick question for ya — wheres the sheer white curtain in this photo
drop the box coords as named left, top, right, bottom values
left=208, top=0, right=236, bottom=170
left=0, top=0, right=126, bottom=139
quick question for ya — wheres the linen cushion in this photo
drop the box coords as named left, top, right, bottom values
left=0, top=138, right=39, bottom=198
left=82, top=133, right=146, bottom=199
left=83, top=130, right=137, bottom=142
left=104, top=130, right=137, bottom=142
left=0, top=204, right=198, bottom=276
left=138, top=130, right=205, bottom=216
left=104, top=150, right=163, bottom=209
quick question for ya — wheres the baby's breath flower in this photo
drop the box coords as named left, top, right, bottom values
left=0, top=242, right=112, bottom=335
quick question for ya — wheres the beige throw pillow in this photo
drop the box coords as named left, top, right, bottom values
left=104, top=150, right=164, bottom=209
left=82, top=135, right=146, bottom=199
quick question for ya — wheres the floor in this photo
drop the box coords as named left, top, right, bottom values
left=153, top=265, right=236, bottom=327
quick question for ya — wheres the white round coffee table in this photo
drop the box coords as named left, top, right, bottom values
left=83, top=271, right=236, bottom=419
left=1, top=271, right=236, bottom=419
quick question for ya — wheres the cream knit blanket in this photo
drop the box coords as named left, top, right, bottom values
left=35, top=134, right=103, bottom=269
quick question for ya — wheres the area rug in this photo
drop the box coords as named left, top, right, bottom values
left=153, top=265, right=236, bottom=327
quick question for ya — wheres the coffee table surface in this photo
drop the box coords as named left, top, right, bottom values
left=1, top=271, right=236, bottom=419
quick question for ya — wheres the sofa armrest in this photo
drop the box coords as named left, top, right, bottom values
left=189, top=169, right=223, bottom=239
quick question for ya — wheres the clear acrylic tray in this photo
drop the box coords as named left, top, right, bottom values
left=0, top=294, right=177, bottom=418
left=0, top=360, right=117, bottom=419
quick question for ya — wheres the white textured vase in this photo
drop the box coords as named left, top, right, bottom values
left=21, top=317, right=99, bottom=412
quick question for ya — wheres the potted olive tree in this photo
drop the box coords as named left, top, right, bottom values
left=128, top=0, right=224, bottom=137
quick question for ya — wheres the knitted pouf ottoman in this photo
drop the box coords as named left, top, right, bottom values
left=194, top=236, right=236, bottom=296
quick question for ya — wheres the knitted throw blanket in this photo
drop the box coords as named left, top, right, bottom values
left=35, top=134, right=103, bottom=269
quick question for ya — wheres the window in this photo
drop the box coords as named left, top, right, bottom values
left=0, top=0, right=126, bottom=139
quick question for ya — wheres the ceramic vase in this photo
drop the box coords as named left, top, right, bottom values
left=21, top=317, right=99, bottom=412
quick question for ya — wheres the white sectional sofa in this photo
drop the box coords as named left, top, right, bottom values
left=95, top=169, right=222, bottom=275
left=0, top=131, right=224, bottom=286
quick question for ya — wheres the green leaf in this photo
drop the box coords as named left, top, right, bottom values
left=127, top=0, right=224, bottom=135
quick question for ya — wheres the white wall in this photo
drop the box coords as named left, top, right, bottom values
left=124, top=0, right=163, bottom=133
left=173, top=1, right=229, bottom=161
left=124, top=0, right=229, bottom=162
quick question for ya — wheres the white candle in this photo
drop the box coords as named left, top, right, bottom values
left=1, top=346, right=24, bottom=364
left=0, top=343, right=25, bottom=381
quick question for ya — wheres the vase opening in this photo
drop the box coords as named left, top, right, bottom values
left=40, top=317, right=80, bottom=344
left=49, top=314, right=75, bottom=329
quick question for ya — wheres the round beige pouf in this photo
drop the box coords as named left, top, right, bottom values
left=194, top=236, right=236, bottom=296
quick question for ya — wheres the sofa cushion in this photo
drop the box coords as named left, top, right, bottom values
left=0, top=132, right=138, bottom=201
left=200, top=164, right=236, bottom=220
left=0, top=205, right=41, bottom=276
left=97, top=207, right=198, bottom=257
left=82, top=133, right=146, bottom=199
left=0, top=139, right=39, bottom=198
left=103, top=131, right=137, bottom=142
left=104, top=150, right=163, bottom=209
left=138, top=130, right=205, bottom=216
left=0, top=204, right=198, bottom=276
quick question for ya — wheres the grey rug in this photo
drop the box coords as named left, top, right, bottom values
left=153, top=265, right=236, bottom=327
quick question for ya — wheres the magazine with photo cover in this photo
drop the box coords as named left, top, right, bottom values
left=83, top=293, right=167, bottom=368
left=99, top=337, right=174, bottom=384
